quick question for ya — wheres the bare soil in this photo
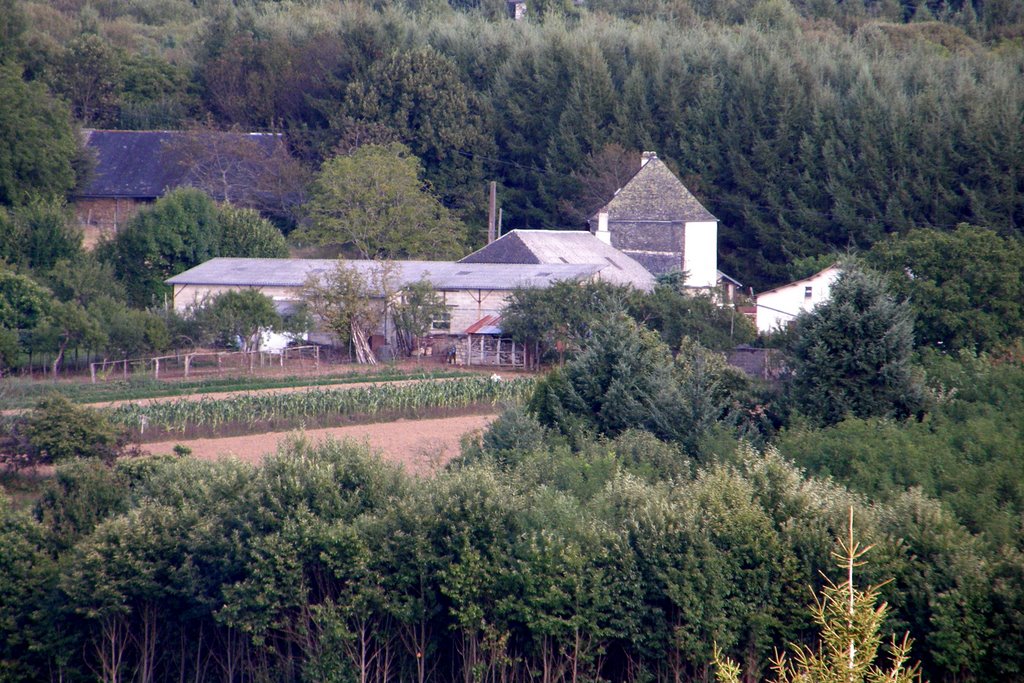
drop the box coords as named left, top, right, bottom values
left=142, top=413, right=497, bottom=475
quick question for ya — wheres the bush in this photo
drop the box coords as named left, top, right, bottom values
left=19, top=395, right=124, bottom=466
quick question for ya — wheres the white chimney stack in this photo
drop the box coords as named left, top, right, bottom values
left=641, top=151, right=657, bottom=167
left=595, top=211, right=611, bottom=244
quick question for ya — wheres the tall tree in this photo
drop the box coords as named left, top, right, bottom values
left=2, top=198, right=82, bottom=273
left=217, top=206, right=290, bottom=258
left=0, top=64, right=78, bottom=206
left=101, top=188, right=223, bottom=307
left=787, top=263, right=921, bottom=426
left=391, top=278, right=448, bottom=357
left=51, top=34, right=123, bottom=126
left=194, top=289, right=282, bottom=352
left=529, top=312, right=685, bottom=443
left=296, top=143, right=464, bottom=259
left=338, top=46, right=489, bottom=217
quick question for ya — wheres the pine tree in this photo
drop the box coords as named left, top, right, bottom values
left=713, top=509, right=924, bottom=683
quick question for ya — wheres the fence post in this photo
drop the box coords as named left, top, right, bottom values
left=184, top=354, right=191, bottom=378
left=123, top=359, right=128, bottom=380
left=90, top=363, right=96, bottom=383
left=154, top=358, right=159, bottom=379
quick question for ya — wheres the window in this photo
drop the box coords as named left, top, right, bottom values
left=804, top=285, right=813, bottom=299
left=431, top=309, right=452, bottom=331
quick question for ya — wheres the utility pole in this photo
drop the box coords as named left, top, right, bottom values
left=487, top=181, right=497, bottom=244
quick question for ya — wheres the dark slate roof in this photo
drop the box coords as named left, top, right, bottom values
left=459, top=230, right=655, bottom=291
left=591, top=156, right=716, bottom=223
left=78, top=129, right=284, bottom=199
left=165, top=258, right=601, bottom=292
left=460, top=232, right=542, bottom=265
left=608, top=221, right=685, bottom=254
left=623, top=252, right=681, bottom=277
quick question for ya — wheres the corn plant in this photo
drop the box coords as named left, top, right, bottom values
left=108, top=377, right=535, bottom=435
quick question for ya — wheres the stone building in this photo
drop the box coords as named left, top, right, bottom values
left=588, top=151, right=722, bottom=290
left=75, top=129, right=291, bottom=248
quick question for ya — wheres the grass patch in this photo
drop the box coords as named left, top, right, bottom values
left=2, top=365, right=480, bottom=409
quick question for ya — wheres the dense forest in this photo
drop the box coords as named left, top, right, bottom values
left=3, top=0, right=1024, bottom=681
left=2, top=0, right=1023, bottom=287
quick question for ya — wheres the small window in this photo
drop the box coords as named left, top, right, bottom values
left=431, top=310, right=452, bottom=331
left=804, top=286, right=813, bottom=299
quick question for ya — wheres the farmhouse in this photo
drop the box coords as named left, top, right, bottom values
left=755, top=264, right=841, bottom=333
left=75, top=129, right=292, bottom=247
left=588, top=151, right=720, bottom=289
left=458, top=229, right=655, bottom=291
left=166, top=257, right=610, bottom=361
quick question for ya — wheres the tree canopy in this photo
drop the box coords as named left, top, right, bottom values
left=102, top=189, right=290, bottom=307
left=295, top=143, right=464, bottom=260
left=869, top=224, right=1024, bottom=353
left=0, top=64, right=78, bottom=207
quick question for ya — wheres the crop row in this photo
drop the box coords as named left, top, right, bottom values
left=108, top=377, right=535, bottom=434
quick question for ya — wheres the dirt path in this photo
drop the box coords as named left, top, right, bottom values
left=142, top=413, right=497, bottom=475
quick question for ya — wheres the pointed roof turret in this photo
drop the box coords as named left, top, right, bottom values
left=591, top=153, right=716, bottom=224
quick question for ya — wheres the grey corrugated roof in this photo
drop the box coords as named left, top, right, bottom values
left=591, top=156, right=716, bottom=223
left=459, top=230, right=655, bottom=291
left=165, top=258, right=601, bottom=291
left=78, top=129, right=285, bottom=199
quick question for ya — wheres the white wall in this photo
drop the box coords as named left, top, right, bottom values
left=756, top=266, right=841, bottom=333
left=683, top=220, right=718, bottom=289
left=172, top=283, right=515, bottom=343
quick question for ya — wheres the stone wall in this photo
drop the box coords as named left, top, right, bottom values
left=75, top=197, right=149, bottom=249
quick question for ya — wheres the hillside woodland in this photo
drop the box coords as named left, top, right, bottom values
left=2, top=0, right=1024, bottom=681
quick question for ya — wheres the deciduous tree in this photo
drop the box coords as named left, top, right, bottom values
left=300, top=260, right=394, bottom=364
left=194, top=289, right=282, bottom=352
left=0, top=64, right=78, bottom=206
left=102, top=188, right=223, bottom=307
left=391, top=278, right=447, bottom=357
left=218, top=206, right=289, bottom=258
left=296, top=143, right=464, bottom=260
left=869, top=224, right=1024, bottom=352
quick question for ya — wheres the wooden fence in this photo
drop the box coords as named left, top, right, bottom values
left=89, top=346, right=320, bottom=383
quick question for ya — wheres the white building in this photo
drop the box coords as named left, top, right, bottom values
left=755, top=265, right=841, bottom=333
left=165, top=257, right=607, bottom=350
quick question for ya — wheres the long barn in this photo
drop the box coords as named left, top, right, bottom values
left=166, top=257, right=609, bottom=361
